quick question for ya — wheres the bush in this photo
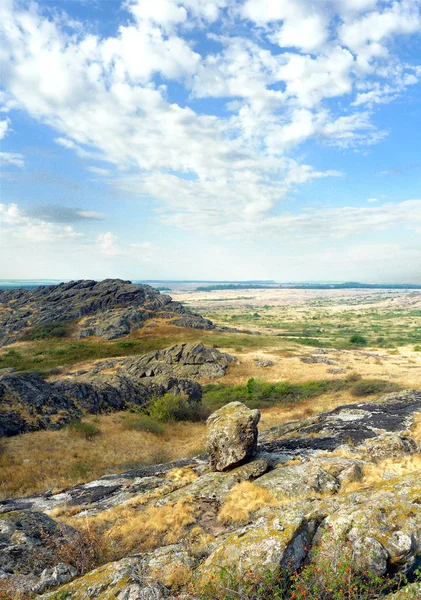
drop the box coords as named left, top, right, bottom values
left=351, top=378, right=398, bottom=397
left=67, top=420, right=101, bottom=440
left=349, top=333, right=368, bottom=346
left=414, top=345, right=421, bottom=352
left=23, top=321, right=70, bottom=340
left=122, top=413, right=165, bottom=435
left=148, top=393, right=202, bottom=422
left=203, top=378, right=348, bottom=410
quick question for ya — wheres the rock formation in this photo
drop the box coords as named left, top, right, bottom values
left=0, top=279, right=214, bottom=346
left=206, top=402, right=260, bottom=471
left=1, top=390, right=420, bottom=598
left=0, top=343, right=234, bottom=437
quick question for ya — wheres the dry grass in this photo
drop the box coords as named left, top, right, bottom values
left=218, top=481, right=277, bottom=524
left=1, top=383, right=408, bottom=500
left=0, top=414, right=206, bottom=499
left=410, top=412, right=421, bottom=444
left=107, top=497, right=198, bottom=554
left=340, top=453, right=421, bottom=494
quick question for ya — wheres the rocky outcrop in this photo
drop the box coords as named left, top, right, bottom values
left=0, top=510, right=79, bottom=594
left=1, top=390, right=421, bottom=597
left=206, top=402, right=260, bottom=471
left=0, top=343, right=234, bottom=437
left=0, top=279, right=214, bottom=346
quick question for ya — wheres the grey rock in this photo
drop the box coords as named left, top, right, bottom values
left=206, top=402, right=260, bottom=471
left=1, top=343, right=234, bottom=437
left=0, top=279, right=215, bottom=347
left=254, top=358, right=274, bottom=367
left=33, top=562, right=77, bottom=594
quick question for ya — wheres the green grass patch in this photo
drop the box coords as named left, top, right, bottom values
left=122, top=413, right=165, bottom=435
left=22, top=321, right=72, bottom=341
left=67, top=420, right=101, bottom=440
left=350, top=379, right=399, bottom=397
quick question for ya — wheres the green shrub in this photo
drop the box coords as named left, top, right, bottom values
left=349, top=333, right=368, bottom=346
left=122, top=413, right=165, bottom=435
left=351, top=378, right=397, bottom=397
left=67, top=420, right=101, bottom=440
left=414, top=345, right=421, bottom=352
left=23, top=322, right=70, bottom=340
left=345, top=372, right=362, bottom=383
left=148, top=393, right=203, bottom=423
left=203, top=378, right=348, bottom=410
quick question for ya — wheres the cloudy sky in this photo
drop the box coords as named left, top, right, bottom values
left=1, top=0, right=420, bottom=282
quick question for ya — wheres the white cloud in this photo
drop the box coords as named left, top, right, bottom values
left=87, top=166, right=111, bottom=176
left=0, top=119, right=9, bottom=139
left=0, top=152, right=25, bottom=167
left=367, top=197, right=378, bottom=203
left=0, top=0, right=420, bottom=247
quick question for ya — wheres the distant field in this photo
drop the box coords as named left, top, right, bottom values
left=174, top=287, right=421, bottom=349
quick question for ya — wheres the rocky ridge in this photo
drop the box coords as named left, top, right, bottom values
left=0, top=342, right=234, bottom=437
left=1, top=390, right=420, bottom=598
left=0, top=279, right=214, bottom=346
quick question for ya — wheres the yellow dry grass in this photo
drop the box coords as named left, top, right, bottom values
left=218, top=481, right=277, bottom=524
left=220, top=346, right=421, bottom=389
left=341, top=453, right=421, bottom=494
left=0, top=414, right=206, bottom=499
left=106, top=497, right=198, bottom=554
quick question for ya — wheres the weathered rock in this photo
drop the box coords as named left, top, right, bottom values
left=254, top=358, right=274, bottom=367
left=196, top=511, right=312, bottom=584
left=206, top=402, right=260, bottom=471
left=358, top=432, right=418, bottom=461
left=32, top=562, right=78, bottom=594
left=311, top=472, right=421, bottom=577
left=259, top=390, right=421, bottom=458
left=0, top=510, right=79, bottom=594
left=1, top=343, right=234, bottom=437
left=37, top=557, right=168, bottom=599
left=387, top=581, right=421, bottom=598
left=0, top=370, right=82, bottom=436
left=256, top=462, right=340, bottom=500
left=159, top=458, right=269, bottom=504
left=0, top=279, right=215, bottom=347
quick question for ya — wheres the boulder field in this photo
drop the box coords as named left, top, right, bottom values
left=1, top=390, right=420, bottom=598
left=0, top=342, right=234, bottom=436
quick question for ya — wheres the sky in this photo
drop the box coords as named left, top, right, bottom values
left=0, top=0, right=420, bottom=283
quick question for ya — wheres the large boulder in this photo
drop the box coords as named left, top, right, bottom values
left=206, top=402, right=260, bottom=472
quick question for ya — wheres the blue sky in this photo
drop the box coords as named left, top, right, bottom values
left=0, top=0, right=420, bottom=282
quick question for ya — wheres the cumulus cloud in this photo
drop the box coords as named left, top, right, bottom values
left=0, top=0, right=420, bottom=241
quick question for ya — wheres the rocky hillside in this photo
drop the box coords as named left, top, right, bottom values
left=0, top=279, right=214, bottom=346
left=1, top=390, right=420, bottom=598
left=0, top=342, right=234, bottom=437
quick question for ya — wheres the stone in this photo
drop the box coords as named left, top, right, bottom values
left=196, top=511, right=312, bottom=584
left=0, top=510, right=80, bottom=595
left=358, top=432, right=418, bottom=461
left=311, top=472, right=421, bottom=577
left=206, top=402, right=260, bottom=471
left=32, top=562, right=78, bottom=594
left=254, top=358, right=274, bottom=367
left=37, top=557, right=168, bottom=599
left=255, top=462, right=340, bottom=500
